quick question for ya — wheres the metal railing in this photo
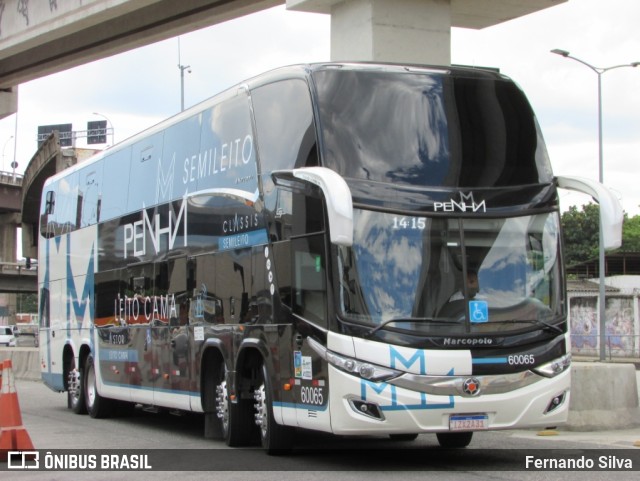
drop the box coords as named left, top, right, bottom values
left=0, top=170, right=23, bottom=185
left=0, top=261, right=37, bottom=275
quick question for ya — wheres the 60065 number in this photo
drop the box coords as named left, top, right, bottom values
left=507, top=354, right=535, bottom=365
left=300, top=386, right=324, bottom=405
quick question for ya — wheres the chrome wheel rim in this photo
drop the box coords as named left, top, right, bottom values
left=254, top=382, right=268, bottom=439
left=215, top=380, right=230, bottom=433
left=86, top=362, right=96, bottom=409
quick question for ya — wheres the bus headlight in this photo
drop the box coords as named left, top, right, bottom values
left=308, top=337, right=401, bottom=382
left=533, top=353, right=571, bottom=378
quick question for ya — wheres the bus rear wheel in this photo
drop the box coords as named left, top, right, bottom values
left=68, top=358, right=87, bottom=415
left=84, top=354, right=114, bottom=418
left=436, top=432, right=473, bottom=448
left=254, top=363, right=294, bottom=454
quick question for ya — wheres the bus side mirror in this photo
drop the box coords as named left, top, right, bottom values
left=556, top=175, right=623, bottom=250
left=272, top=167, right=353, bottom=247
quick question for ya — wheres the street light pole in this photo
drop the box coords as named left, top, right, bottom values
left=92, top=112, right=115, bottom=145
left=551, top=48, right=639, bottom=361
left=178, top=37, right=190, bottom=112
left=179, top=64, right=191, bottom=112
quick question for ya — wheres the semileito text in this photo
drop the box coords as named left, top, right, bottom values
left=182, top=134, right=253, bottom=184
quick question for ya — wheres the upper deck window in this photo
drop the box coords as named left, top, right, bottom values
left=313, top=68, right=553, bottom=188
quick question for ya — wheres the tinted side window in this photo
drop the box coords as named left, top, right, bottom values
left=40, top=188, right=55, bottom=238
left=160, top=115, right=202, bottom=204
left=59, top=171, right=80, bottom=233
left=101, top=148, right=132, bottom=221
left=128, top=131, right=164, bottom=213
left=78, top=162, right=103, bottom=228
left=197, top=93, right=258, bottom=195
left=252, top=80, right=318, bottom=242
left=42, top=173, right=79, bottom=237
left=251, top=79, right=316, bottom=173
left=216, top=249, right=253, bottom=324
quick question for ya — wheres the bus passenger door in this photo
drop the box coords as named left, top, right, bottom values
left=290, top=233, right=331, bottom=431
left=153, top=258, right=191, bottom=410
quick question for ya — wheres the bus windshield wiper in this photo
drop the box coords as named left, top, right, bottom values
left=367, top=317, right=457, bottom=337
left=492, top=318, right=564, bottom=334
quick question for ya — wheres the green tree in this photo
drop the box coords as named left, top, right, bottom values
left=560, top=203, right=600, bottom=267
left=17, top=293, right=38, bottom=313
left=621, top=214, right=640, bottom=251
left=561, top=203, right=640, bottom=267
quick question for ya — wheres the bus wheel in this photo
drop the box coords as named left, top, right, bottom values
left=215, top=364, right=254, bottom=446
left=254, top=363, right=294, bottom=454
left=436, top=432, right=473, bottom=448
left=68, top=361, right=87, bottom=415
left=84, top=354, right=113, bottom=419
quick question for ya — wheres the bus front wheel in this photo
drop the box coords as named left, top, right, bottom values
left=254, top=363, right=294, bottom=454
left=436, top=431, right=473, bottom=448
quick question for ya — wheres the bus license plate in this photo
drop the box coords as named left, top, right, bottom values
left=449, top=414, right=488, bottom=431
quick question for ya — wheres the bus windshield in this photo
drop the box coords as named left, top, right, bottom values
left=337, top=210, right=563, bottom=335
left=313, top=67, right=553, bottom=188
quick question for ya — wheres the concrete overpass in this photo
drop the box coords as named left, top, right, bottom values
left=0, top=0, right=567, bottom=119
left=0, top=169, right=36, bottom=293
left=0, top=131, right=92, bottom=294
left=0, top=262, right=36, bottom=293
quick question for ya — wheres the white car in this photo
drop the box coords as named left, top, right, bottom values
left=0, top=326, right=16, bottom=347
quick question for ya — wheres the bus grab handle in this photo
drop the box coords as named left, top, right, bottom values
left=272, top=167, right=353, bottom=247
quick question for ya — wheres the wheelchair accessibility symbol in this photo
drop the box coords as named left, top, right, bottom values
left=469, top=300, right=489, bottom=323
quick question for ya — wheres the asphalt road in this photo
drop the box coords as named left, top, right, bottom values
left=2, top=378, right=640, bottom=480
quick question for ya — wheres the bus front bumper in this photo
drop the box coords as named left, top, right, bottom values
left=326, top=365, right=570, bottom=435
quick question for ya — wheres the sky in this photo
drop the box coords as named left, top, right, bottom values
left=1, top=0, right=639, bottom=219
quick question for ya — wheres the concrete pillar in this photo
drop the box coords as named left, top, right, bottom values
left=0, top=86, right=18, bottom=120
left=288, top=0, right=452, bottom=65
left=0, top=220, right=16, bottom=263
left=0, top=215, right=17, bottom=326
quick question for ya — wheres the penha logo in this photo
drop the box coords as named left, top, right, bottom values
left=433, top=192, right=486, bottom=213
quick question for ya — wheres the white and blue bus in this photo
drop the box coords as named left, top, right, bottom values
left=38, top=62, right=622, bottom=452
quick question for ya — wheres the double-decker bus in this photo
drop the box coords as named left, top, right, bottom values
left=38, top=62, right=622, bottom=452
